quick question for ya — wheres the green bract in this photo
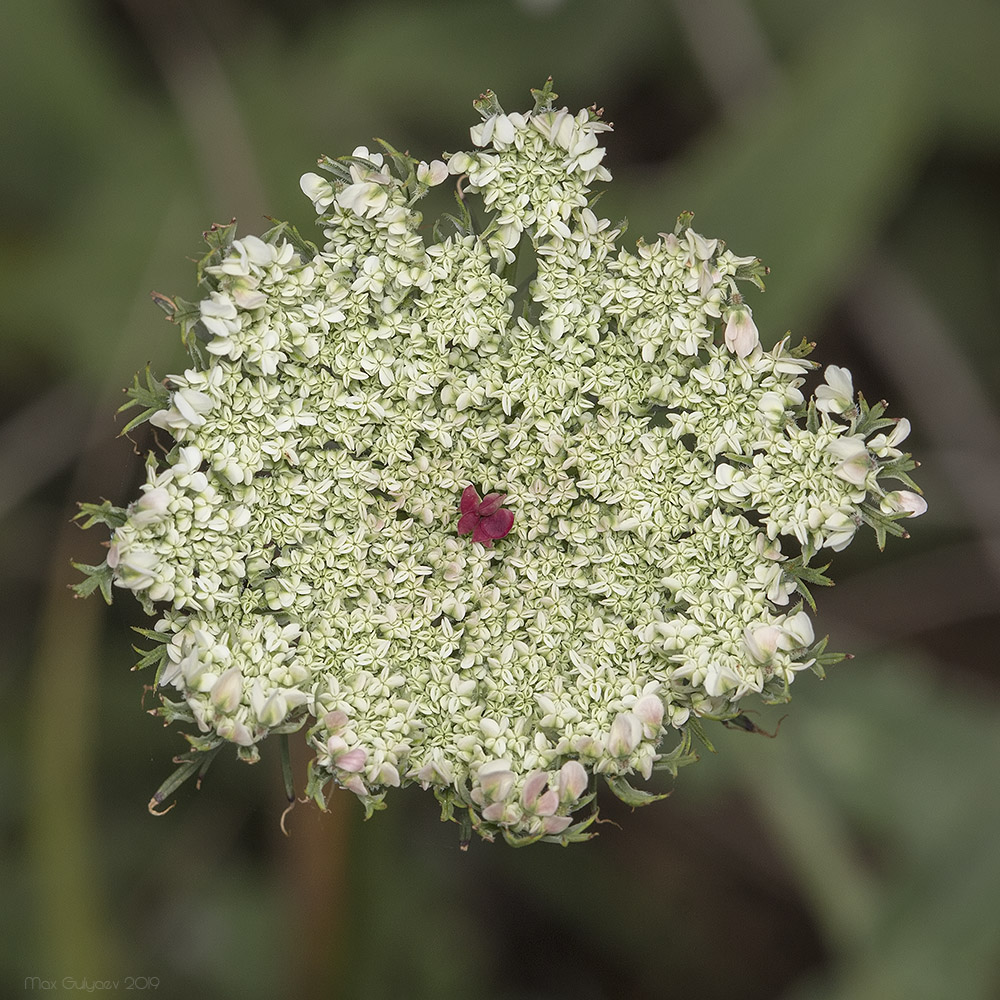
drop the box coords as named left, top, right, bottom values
left=76, top=85, right=924, bottom=845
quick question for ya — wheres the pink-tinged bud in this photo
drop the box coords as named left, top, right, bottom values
left=541, top=815, right=573, bottom=836
left=880, top=490, right=927, bottom=517
left=723, top=306, right=759, bottom=358
left=558, top=761, right=589, bottom=802
left=633, top=694, right=664, bottom=731
left=210, top=666, right=243, bottom=714
left=477, top=760, right=516, bottom=802
left=608, top=712, right=642, bottom=757
left=532, top=790, right=559, bottom=817
left=337, top=748, right=368, bottom=773
left=520, top=771, right=549, bottom=809
left=132, top=486, right=171, bottom=526
left=324, top=710, right=349, bottom=732
left=342, top=775, right=367, bottom=796
left=482, top=802, right=507, bottom=823
left=326, top=734, right=348, bottom=757
left=744, top=625, right=782, bottom=664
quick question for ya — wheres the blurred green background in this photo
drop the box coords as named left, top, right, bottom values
left=3, top=0, right=999, bottom=997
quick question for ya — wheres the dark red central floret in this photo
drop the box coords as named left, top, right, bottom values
left=457, top=485, right=514, bottom=547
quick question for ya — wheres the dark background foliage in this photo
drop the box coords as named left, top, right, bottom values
left=2, top=1, right=999, bottom=997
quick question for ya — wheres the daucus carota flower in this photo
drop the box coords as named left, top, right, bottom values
left=74, top=82, right=924, bottom=846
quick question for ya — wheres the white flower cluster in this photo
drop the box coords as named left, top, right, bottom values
left=92, top=87, right=924, bottom=844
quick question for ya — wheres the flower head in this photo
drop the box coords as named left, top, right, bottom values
left=77, top=86, right=923, bottom=846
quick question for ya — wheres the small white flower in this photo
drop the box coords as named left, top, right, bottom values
left=827, top=436, right=871, bottom=486
left=815, top=366, right=855, bottom=414
left=251, top=687, right=288, bottom=728
left=757, top=391, right=787, bottom=423
left=447, top=151, right=477, bottom=174
left=111, top=547, right=159, bottom=590
left=633, top=694, right=664, bottom=735
left=299, top=172, right=335, bottom=212
left=414, top=759, right=454, bottom=788
left=233, top=287, right=267, bottom=311
left=868, top=418, right=911, bottom=457
left=470, top=113, right=517, bottom=149
left=475, top=760, right=516, bottom=803
left=336, top=181, right=389, bottom=218
left=416, top=159, right=449, bottom=186
left=347, top=146, right=386, bottom=180
left=149, top=388, right=214, bottom=432
left=130, top=486, right=170, bottom=527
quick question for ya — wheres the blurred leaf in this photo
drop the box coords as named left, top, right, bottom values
left=727, top=659, right=1000, bottom=999
left=625, top=3, right=930, bottom=338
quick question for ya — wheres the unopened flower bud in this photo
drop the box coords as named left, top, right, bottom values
left=633, top=694, right=664, bottom=736
left=608, top=712, right=642, bottom=757
left=745, top=625, right=782, bottom=663
left=216, top=716, right=254, bottom=747
left=723, top=305, right=759, bottom=358
left=781, top=611, right=815, bottom=649
left=210, top=666, right=243, bottom=714
left=880, top=490, right=927, bottom=517
left=477, top=760, right=515, bottom=803
left=557, top=761, right=589, bottom=803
